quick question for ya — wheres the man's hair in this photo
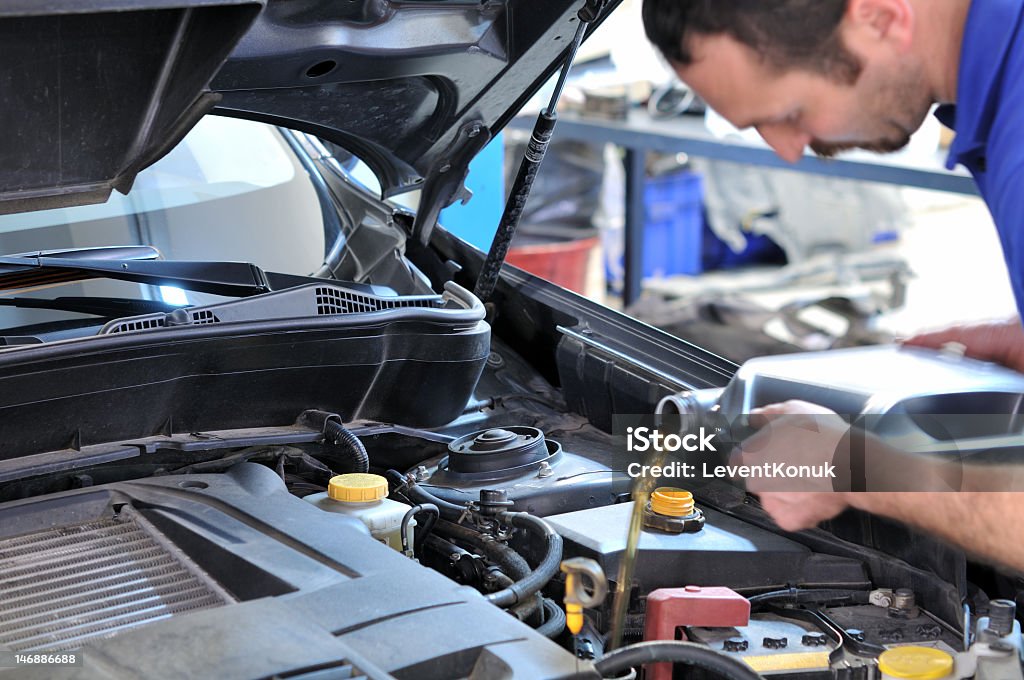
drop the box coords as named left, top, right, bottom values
left=642, top=0, right=862, bottom=84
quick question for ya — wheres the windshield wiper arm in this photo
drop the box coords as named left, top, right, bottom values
left=6, top=245, right=163, bottom=262
left=0, top=246, right=391, bottom=298
left=0, top=256, right=273, bottom=297
left=0, top=296, right=182, bottom=317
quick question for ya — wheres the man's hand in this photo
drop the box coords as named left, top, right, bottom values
left=902, top=317, right=1024, bottom=373
left=737, top=399, right=986, bottom=531
left=735, top=400, right=853, bottom=531
left=756, top=492, right=851, bottom=532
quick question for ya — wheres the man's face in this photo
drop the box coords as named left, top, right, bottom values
left=675, top=33, right=932, bottom=162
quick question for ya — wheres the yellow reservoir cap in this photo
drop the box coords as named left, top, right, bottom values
left=650, top=488, right=695, bottom=517
left=878, top=647, right=954, bottom=679
left=328, top=473, right=388, bottom=502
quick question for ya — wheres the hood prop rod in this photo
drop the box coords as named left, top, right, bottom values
left=473, top=2, right=603, bottom=306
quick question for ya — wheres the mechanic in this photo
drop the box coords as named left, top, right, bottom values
left=641, top=0, right=1024, bottom=571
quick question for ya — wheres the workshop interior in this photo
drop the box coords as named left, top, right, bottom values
left=0, top=1, right=1018, bottom=679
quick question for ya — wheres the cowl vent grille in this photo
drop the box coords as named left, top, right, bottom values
left=101, top=282, right=445, bottom=335
left=0, top=509, right=233, bottom=651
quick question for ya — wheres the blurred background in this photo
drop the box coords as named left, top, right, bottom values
left=439, top=0, right=1014, bottom=363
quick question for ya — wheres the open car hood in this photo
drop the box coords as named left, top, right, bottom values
left=2, top=0, right=619, bottom=241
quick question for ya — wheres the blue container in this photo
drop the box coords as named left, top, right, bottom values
left=642, top=171, right=704, bottom=277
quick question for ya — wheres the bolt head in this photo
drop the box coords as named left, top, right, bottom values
left=801, top=633, right=828, bottom=647
left=723, top=637, right=748, bottom=652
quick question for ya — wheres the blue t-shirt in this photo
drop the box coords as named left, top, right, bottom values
left=935, top=0, right=1024, bottom=317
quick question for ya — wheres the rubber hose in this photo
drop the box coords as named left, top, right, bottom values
left=323, top=421, right=369, bottom=473
left=384, top=470, right=467, bottom=521
left=429, top=523, right=540, bottom=620
left=493, top=573, right=548, bottom=622
left=511, top=593, right=543, bottom=622
left=414, top=505, right=439, bottom=554
left=434, top=518, right=542, bottom=620
left=401, top=504, right=438, bottom=555
left=748, top=588, right=870, bottom=609
left=536, top=597, right=566, bottom=639
left=483, top=512, right=563, bottom=609
left=594, top=641, right=764, bottom=680
left=423, top=533, right=471, bottom=564
left=435, top=519, right=531, bottom=579
left=489, top=571, right=515, bottom=589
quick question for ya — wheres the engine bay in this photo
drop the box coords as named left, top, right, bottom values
left=3, top=0, right=1014, bottom=677
left=0, top=329, right=1021, bottom=680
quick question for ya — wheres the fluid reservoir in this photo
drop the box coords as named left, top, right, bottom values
left=304, top=473, right=411, bottom=552
left=878, top=646, right=954, bottom=680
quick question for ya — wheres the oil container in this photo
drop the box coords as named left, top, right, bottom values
left=304, top=473, right=412, bottom=552
left=657, top=345, right=1024, bottom=460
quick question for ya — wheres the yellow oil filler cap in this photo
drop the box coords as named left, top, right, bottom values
left=328, top=473, right=388, bottom=502
left=650, top=488, right=695, bottom=517
left=878, top=646, right=954, bottom=680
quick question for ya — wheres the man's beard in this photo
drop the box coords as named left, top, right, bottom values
left=810, top=131, right=912, bottom=158
left=809, top=61, right=930, bottom=159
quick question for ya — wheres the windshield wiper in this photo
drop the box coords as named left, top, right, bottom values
left=0, top=245, right=372, bottom=298
left=0, top=296, right=181, bottom=318
left=0, top=255, right=273, bottom=297
left=0, top=245, right=394, bottom=303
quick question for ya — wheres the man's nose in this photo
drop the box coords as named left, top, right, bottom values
left=756, top=125, right=810, bottom=163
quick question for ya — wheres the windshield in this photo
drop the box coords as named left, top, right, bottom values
left=0, top=118, right=327, bottom=334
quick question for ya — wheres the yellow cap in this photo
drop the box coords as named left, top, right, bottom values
left=650, top=488, right=695, bottom=517
left=328, top=473, right=388, bottom=502
left=878, top=647, right=954, bottom=679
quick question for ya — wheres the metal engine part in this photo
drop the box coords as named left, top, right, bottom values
left=415, top=425, right=626, bottom=516
left=0, top=507, right=234, bottom=652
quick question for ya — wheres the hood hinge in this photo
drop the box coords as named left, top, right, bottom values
left=410, top=121, right=493, bottom=245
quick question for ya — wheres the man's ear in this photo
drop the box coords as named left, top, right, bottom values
left=845, top=0, right=914, bottom=52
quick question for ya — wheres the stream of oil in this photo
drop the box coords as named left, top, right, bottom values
left=607, top=444, right=670, bottom=650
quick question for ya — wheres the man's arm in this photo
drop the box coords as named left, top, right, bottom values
left=757, top=72, right=1024, bottom=571
left=746, top=401, right=1024, bottom=572
left=847, top=492, right=1024, bottom=573
left=902, top=317, right=1024, bottom=373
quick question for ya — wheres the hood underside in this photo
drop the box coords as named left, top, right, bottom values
left=2, top=0, right=619, bottom=241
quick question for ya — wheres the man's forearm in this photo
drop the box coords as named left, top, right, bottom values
left=847, top=492, right=1024, bottom=572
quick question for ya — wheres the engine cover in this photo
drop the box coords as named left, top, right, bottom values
left=0, top=464, right=580, bottom=679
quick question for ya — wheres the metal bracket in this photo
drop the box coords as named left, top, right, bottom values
left=296, top=409, right=343, bottom=437
left=410, top=121, right=492, bottom=245
left=578, top=0, right=610, bottom=22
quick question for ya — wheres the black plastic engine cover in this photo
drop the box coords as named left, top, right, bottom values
left=0, top=464, right=584, bottom=679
